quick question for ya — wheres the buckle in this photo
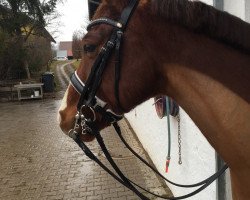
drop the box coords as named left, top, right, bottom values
left=81, top=105, right=96, bottom=122
left=117, top=31, right=123, bottom=36
left=101, top=47, right=107, bottom=52
left=107, top=41, right=114, bottom=48
left=116, top=22, right=123, bottom=28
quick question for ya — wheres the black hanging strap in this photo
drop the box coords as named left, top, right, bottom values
left=113, top=122, right=229, bottom=188
left=91, top=128, right=149, bottom=199
left=73, top=134, right=145, bottom=195
left=74, top=124, right=228, bottom=200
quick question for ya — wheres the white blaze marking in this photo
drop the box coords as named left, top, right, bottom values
left=57, top=87, right=69, bottom=123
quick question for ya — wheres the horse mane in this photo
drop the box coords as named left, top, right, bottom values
left=151, top=0, right=250, bottom=54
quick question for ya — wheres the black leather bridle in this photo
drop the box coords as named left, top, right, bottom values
left=68, top=0, right=137, bottom=136
left=69, top=0, right=228, bottom=199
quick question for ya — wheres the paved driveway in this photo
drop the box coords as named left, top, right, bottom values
left=0, top=98, right=171, bottom=200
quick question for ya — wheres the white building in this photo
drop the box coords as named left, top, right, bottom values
left=125, top=1, right=249, bottom=200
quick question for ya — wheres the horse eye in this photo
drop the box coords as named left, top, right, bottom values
left=84, top=44, right=97, bottom=53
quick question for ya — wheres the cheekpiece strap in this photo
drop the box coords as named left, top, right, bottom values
left=119, top=0, right=139, bottom=30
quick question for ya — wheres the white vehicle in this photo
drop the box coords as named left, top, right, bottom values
left=56, top=50, right=68, bottom=61
left=56, top=56, right=68, bottom=61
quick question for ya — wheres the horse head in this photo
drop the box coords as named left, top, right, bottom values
left=58, top=0, right=250, bottom=198
left=58, top=0, right=163, bottom=141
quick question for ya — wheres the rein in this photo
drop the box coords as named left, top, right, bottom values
left=69, top=0, right=228, bottom=199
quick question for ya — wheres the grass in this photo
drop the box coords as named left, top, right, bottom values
left=63, top=59, right=80, bottom=78
left=48, top=60, right=66, bottom=92
left=49, top=60, right=65, bottom=72
left=71, top=59, right=81, bottom=70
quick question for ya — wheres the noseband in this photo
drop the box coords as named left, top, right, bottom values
left=68, top=0, right=228, bottom=199
left=69, top=71, right=123, bottom=137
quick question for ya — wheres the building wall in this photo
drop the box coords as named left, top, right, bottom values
left=245, top=0, right=250, bottom=22
left=125, top=0, right=247, bottom=199
left=204, top=0, right=214, bottom=5
left=126, top=100, right=217, bottom=200
left=224, top=0, right=245, bottom=20
left=59, top=41, right=73, bottom=57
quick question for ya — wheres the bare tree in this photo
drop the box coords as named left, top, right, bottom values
left=72, top=30, right=84, bottom=61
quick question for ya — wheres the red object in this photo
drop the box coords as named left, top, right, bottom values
left=166, top=159, right=170, bottom=173
left=154, top=96, right=166, bottom=119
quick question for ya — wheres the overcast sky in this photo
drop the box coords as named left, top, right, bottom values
left=54, top=0, right=89, bottom=43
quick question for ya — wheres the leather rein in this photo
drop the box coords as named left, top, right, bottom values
left=69, top=0, right=228, bottom=199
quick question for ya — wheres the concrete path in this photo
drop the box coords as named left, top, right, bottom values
left=0, top=61, right=172, bottom=200
left=56, top=61, right=75, bottom=90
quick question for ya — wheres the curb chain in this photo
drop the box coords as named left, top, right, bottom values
left=177, top=113, right=182, bottom=165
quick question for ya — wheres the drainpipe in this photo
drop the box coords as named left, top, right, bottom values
left=216, top=154, right=227, bottom=200
left=212, top=0, right=227, bottom=197
left=213, top=0, right=224, bottom=11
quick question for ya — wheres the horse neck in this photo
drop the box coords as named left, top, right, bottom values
left=152, top=24, right=250, bottom=169
left=148, top=24, right=250, bottom=198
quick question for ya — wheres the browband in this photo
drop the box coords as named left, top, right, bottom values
left=87, top=18, right=123, bottom=31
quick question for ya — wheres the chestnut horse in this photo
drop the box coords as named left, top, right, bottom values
left=59, top=0, right=250, bottom=199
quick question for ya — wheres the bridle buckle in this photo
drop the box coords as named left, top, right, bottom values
left=107, top=41, right=114, bottom=48
left=80, top=105, right=97, bottom=122
left=68, top=105, right=97, bottom=138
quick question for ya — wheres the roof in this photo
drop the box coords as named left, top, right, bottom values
left=0, top=4, right=56, bottom=43
left=58, top=42, right=73, bottom=56
left=88, top=0, right=100, bottom=19
left=59, top=41, right=72, bottom=51
left=33, top=26, right=56, bottom=43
